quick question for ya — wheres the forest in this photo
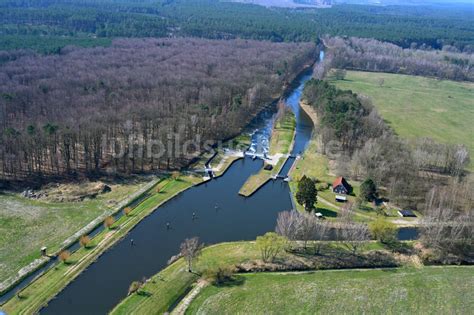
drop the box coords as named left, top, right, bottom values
left=0, top=38, right=317, bottom=183
left=1, top=0, right=473, bottom=53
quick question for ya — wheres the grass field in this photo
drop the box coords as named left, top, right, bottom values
left=1, top=175, right=201, bottom=314
left=0, top=179, right=150, bottom=284
left=239, top=111, right=295, bottom=196
left=187, top=266, right=474, bottom=314
left=111, top=242, right=262, bottom=315
left=111, top=240, right=392, bottom=315
left=332, top=71, right=474, bottom=170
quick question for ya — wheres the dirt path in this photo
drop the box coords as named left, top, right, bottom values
left=171, top=279, right=208, bottom=315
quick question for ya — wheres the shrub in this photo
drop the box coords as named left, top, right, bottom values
left=202, top=266, right=236, bottom=285
left=128, top=281, right=142, bottom=296
left=256, top=232, right=287, bottom=262
left=215, top=266, right=236, bottom=285
left=123, top=207, right=132, bottom=216
left=104, top=215, right=115, bottom=229
left=171, top=171, right=180, bottom=180
left=79, top=235, right=91, bottom=248
left=316, top=182, right=330, bottom=191
left=369, top=218, right=397, bottom=243
left=58, top=250, right=71, bottom=264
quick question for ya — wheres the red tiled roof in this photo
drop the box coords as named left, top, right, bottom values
left=333, top=176, right=344, bottom=188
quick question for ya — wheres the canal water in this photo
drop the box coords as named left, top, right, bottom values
left=40, top=54, right=320, bottom=315
left=34, top=51, right=417, bottom=314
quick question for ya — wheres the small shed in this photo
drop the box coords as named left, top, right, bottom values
left=332, top=177, right=352, bottom=195
left=264, top=164, right=273, bottom=171
left=398, top=210, right=417, bottom=217
left=335, top=195, right=347, bottom=202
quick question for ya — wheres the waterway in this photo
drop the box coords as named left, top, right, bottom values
left=32, top=51, right=416, bottom=314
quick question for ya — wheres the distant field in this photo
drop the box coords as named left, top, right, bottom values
left=0, top=179, right=148, bottom=284
left=187, top=266, right=474, bottom=314
left=332, top=71, right=474, bottom=169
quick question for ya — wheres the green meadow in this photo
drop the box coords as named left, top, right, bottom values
left=333, top=71, right=474, bottom=170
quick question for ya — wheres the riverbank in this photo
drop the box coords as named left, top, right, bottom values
left=238, top=110, right=296, bottom=197
left=0, top=176, right=157, bottom=297
left=1, top=175, right=201, bottom=314
left=1, top=129, right=253, bottom=308
left=110, top=238, right=424, bottom=314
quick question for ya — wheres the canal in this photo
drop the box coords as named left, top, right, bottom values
left=39, top=51, right=417, bottom=314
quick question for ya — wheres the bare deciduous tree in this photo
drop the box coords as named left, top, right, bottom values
left=314, top=221, right=330, bottom=254
left=420, top=206, right=473, bottom=259
left=275, top=210, right=330, bottom=253
left=339, top=223, right=370, bottom=254
left=58, top=250, right=71, bottom=264
left=275, top=210, right=301, bottom=242
left=326, top=36, right=474, bottom=82
left=180, top=237, right=203, bottom=272
left=0, top=38, right=317, bottom=181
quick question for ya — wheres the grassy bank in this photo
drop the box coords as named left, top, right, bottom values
left=332, top=71, right=474, bottom=170
left=111, top=242, right=261, bottom=315
left=187, top=266, right=474, bottom=314
left=0, top=179, right=150, bottom=284
left=111, top=239, right=400, bottom=314
left=239, top=110, right=296, bottom=196
left=1, top=175, right=201, bottom=314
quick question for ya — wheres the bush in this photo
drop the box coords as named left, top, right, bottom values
left=123, top=207, right=132, bottom=216
left=369, top=218, right=397, bottom=243
left=104, top=215, right=115, bottom=229
left=79, top=235, right=91, bottom=248
left=58, top=250, right=71, bottom=264
left=256, top=232, right=287, bottom=262
left=215, top=266, right=236, bottom=285
left=128, top=281, right=142, bottom=296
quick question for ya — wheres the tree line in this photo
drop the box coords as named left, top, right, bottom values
left=1, top=0, right=473, bottom=53
left=0, top=38, right=317, bottom=183
left=325, top=36, right=474, bottom=82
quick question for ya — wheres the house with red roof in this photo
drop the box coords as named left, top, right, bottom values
left=332, top=176, right=352, bottom=195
